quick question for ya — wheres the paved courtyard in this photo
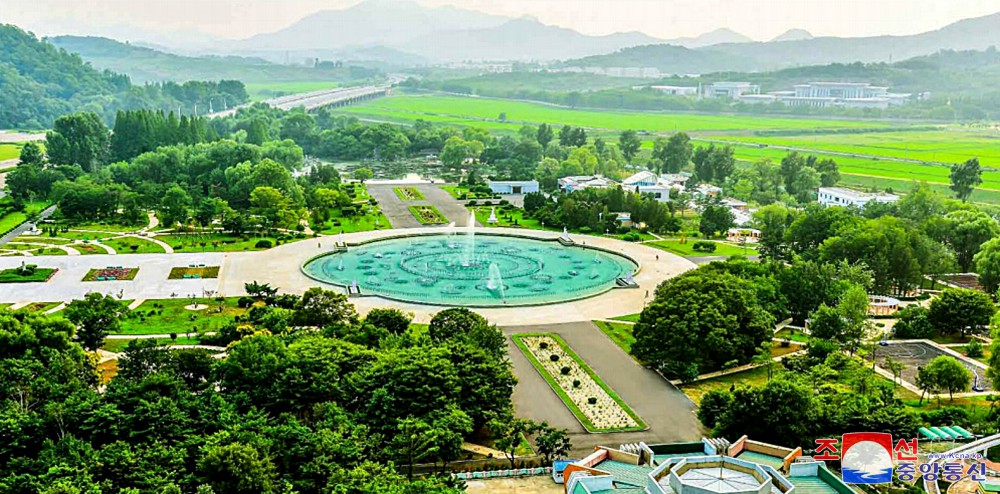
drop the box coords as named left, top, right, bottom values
left=366, top=182, right=477, bottom=228
left=0, top=227, right=696, bottom=325
left=505, top=321, right=704, bottom=454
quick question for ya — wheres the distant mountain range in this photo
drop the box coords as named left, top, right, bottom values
left=563, top=12, right=1000, bottom=73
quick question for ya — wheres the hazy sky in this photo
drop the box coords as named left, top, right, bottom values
left=4, top=0, right=1000, bottom=41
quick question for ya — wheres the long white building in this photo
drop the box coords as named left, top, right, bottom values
left=817, top=187, right=899, bottom=208
left=740, top=81, right=911, bottom=109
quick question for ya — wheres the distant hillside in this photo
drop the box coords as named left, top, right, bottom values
left=0, top=25, right=247, bottom=128
left=49, top=36, right=386, bottom=84
left=707, top=11, right=1000, bottom=69
left=565, top=11, right=1000, bottom=71
left=559, top=44, right=755, bottom=74
left=663, top=28, right=753, bottom=48
left=404, top=18, right=661, bottom=62
left=234, top=0, right=660, bottom=62
left=771, top=29, right=813, bottom=42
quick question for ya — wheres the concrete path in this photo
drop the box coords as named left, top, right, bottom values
left=127, top=299, right=145, bottom=310
left=142, top=212, right=159, bottom=232
left=73, top=240, right=116, bottom=254
left=6, top=241, right=81, bottom=256
left=123, top=234, right=174, bottom=253
left=0, top=205, right=56, bottom=248
left=44, top=302, right=66, bottom=314
left=504, top=321, right=704, bottom=455
left=367, top=183, right=478, bottom=229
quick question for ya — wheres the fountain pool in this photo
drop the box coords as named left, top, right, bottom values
left=301, top=233, right=637, bottom=307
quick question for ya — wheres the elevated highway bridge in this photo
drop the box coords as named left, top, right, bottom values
left=208, top=85, right=391, bottom=119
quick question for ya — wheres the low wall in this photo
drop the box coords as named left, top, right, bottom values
left=728, top=435, right=749, bottom=457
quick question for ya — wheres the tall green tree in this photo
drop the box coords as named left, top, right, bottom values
left=45, top=112, right=109, bottom=171
left=925, top=355, right=971, bottom=401
left=928, top=288, right=995, bottom=336
left=618, top=130, right=641, bottom=164
left=18, top=142, right=44, bottom=164
left=950, top=157, right=983, bottom=202
left=64, top=293, right=127, bottom=351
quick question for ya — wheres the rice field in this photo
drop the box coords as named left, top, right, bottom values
left=335, top=93, right=1000, bottom=202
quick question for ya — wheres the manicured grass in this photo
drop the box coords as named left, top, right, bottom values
left=0, top=144, right=22, bottom=161
left=316, top=210, right=390, bottom=233
left=338, top=94, right=889, bottom=133
left=775, top=327, right=810, bottom=343
left=74, top=243, right=107, bottom=255
left=646, top=239, right=758, bottom=257
left=771, top=341, right=804, bottom=358
left=168, top=266, right=220, bottom=280
left=393, top=186, right=425, bottom=201
left=65, top=222, right=142, bottom=233
left=157, top=233, right=302, bottom=252
left=0, top=211, right=27, bottom=233
left=680, top=367, right=772, bottom=404
left=117, top=297, right=246, bottom=335
left=594, top=320, right=636, bottom=355
left=0, top=267, right=57, bottom=283
left=83, top=267, right=138, bottom=282
left=13, top=236, right=72, bottom=244
left=245, top=81, right=339, bottom=100
left=611, top=313, right=641, bottom=323
left=102, top=336, right=202, bottom=353
left=408, top=205, right=448, bottom=225
left=440, top=184, right=496, bottom=200
left=102, top=236, right=165, bottom=254
left=512, top=332, right=647, bottom=433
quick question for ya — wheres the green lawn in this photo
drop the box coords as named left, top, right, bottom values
left=17, top=302, right=62, bottom=313
left=117, top=297, right=247, bottom=335
left=65, top=222, right=143, bottom=233
left=157, top=232, right=303, bottom=252
left=316, top=210, right=390, bottom=234
left=408, top=205, right=448, bottom=225
left=0, top=267, right=57, bottom=283
left=102, top=336, right=202, bottom=353
left=0, top=211, right=27, bottom=234
left=393, top=186, right=425, bottom=201
left=680, top=367, right=772, bottom=404
left=512, top=333, right=647, bottom=433
left=594, top=320, right=637, bottom=355
left=611, top=313, right=641, bottom=323
left=646, top=239, right=758, bottom=257
left=0, top=144, right=22, bottom=161
left=775, top=327, right=810, bottom=343
left=102, top=236, right=166, bottom=254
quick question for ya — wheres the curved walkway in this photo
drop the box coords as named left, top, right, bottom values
left=0, top=227, right=695, bottom=325
left=121, top=234, right=174, bottom=254
left=72, top=240, right=116, bottom=254
left=7, top=241, right=81, bottom=256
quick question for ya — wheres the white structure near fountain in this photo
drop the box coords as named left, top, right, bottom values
left=487, top=207, right=498, bottom=224
left=486, top=262, right=506, bottom=301
left=462, top=210, right=476, bottom=267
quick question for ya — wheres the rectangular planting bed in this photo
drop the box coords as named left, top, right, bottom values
left=513, top=333, right=647, bottom=433
left=83, top=267, right=139, bottom=281
left=408, top=205, right=448, bottom=225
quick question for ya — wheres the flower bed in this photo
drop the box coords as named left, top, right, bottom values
left=393, top=186, right=425, bottom=201
left=0, top=266, right=57, bottom=283
left=83, top=266, right=139, bottom=282
left=408, top=205, right=448, bottom=225
left=168, top=265, right=221, bottom=280
left=513, top=333, right=646, bottom=433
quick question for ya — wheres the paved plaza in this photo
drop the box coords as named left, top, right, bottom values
left=0, top=227, right=695, bottom=325
left=366, top=183, right=478, bottom=228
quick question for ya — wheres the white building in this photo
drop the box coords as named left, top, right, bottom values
left=649, top=85, right=699, bottom=96
left=817, top=187, right=899, bottom=208
left=558, top=175, right=616, bottom=192
left=487, top=180, right=538, bottom=195
left=622, top=171, right=687, bottom=202
left=739, top=82, right=911, bottom=109
left=704, top=82, right=760, bottom=99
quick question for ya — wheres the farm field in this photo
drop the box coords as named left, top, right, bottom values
left=0, top=144, right=21, bottom=161
left=338, top=94, right=891, bottom=133
left=337, top=93, right=1000, bottom=202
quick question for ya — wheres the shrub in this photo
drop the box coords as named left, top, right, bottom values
left=967, top=339, right=984, bottom=358
left=587, top=397, right=597, bottom=405
left=572, top=379, right=581, bottom=388
left=539, top=341, right=548, bottom=349
left=622, top=231, right=642, bottom=242
left=467, top=200, right=478, bottom=207
left=254, top=239, right=273, bottom=249
left=692, top=241, right=717, bottom=253
left=560, top=366, right=571, bottom=375
left=549, top=354, right=560, bottom=362
left=237, top=296, right=255, bottom=308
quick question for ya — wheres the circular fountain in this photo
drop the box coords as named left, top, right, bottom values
left=302, top=217, right=636, bottom=307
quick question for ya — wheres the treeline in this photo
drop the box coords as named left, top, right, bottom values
left=0, top=289, right=568, bottom=492
left=0, top=24, right=248, bottom=128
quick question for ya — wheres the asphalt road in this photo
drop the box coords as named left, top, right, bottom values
left=367, top=183, right=479, bottom=229
left=504, top=321, right=705, bottom=454
left=0, top=205, right=56, bottom=248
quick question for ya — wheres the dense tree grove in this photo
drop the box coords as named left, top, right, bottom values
left=0, top=290, right=541, bottom=493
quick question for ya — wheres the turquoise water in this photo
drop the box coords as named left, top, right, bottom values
left=302, top=233, right=637, bottom=307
